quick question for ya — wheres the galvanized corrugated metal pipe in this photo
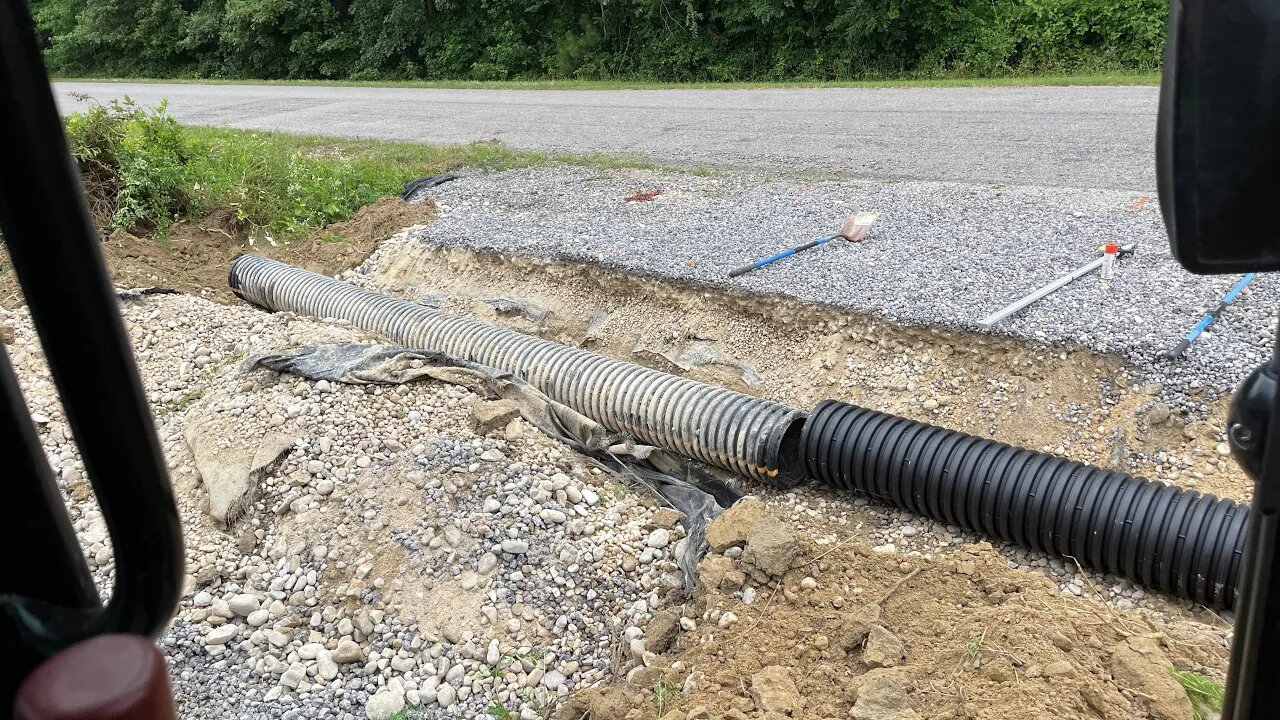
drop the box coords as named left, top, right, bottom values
left=228, top=254, right=807, bottom=486
left=802, top=399, right=1248, bottom=608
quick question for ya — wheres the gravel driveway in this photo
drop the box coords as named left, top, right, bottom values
left=55, top=81, right=1159, bottom=190
left=403, top=166, right=1276, bottom=410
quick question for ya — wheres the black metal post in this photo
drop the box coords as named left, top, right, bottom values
left=0, top=0, right=184, bottom=711
left=1222, top=318, right=1280, bottom=718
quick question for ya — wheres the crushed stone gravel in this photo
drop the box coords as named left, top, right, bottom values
left=5, top=295, right=688, bottom=720
left=402, top=165, right=1277, bottom=412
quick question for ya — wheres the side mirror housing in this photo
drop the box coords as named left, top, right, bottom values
left=1157, top=0, right=1280, bottom=274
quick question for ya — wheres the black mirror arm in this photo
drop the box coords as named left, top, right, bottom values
left=0, top=0, right=185, bottom=709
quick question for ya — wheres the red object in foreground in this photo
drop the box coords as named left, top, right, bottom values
left=14, top=635, right=175, bottom=720
left=624, top=188, right=663, bottom=202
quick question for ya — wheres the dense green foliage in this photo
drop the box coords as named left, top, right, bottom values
left=62, top=96, right=646, bottom=238
left=33, top=0, right=1167, bottom=81
left=66, top=97, right=193, bottom=234
left=1170, top=669, right=1225, bottom=720
left=65, top=96, right=403, bottom=237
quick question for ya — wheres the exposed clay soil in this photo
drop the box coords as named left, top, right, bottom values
left=560, top=502, right=1230, bottom=720
left=0, top=196, right=436, bottom=308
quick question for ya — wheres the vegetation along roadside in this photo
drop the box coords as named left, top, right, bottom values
left=0, top=96, right=650, bottom=307
left=31, top=0, right=1169, bottom=83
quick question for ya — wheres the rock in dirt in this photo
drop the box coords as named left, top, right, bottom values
left=626, top=665, right=664, bottom=688
left=1044, top=660, right=1075, bottom=677
left=279, top=662, right=306, bottom=689
left=750, top=665, right=805, bottom=716
left=697, top=554, right=746, bottom=594
left=838, top=604, right=884, bottom=652
left=541, top=669, right=568, bottom=691
left=1147, top=402, right=1172, bottom=425
left=646, top=528, right=671, bottom=549
left=645, top=608, right=683, bottom=654
left=741, top=516, right=799, bottom=577
left=1109, top=636, right=1194, bottom=720
left=485, top=296, right=553, bottom=327
left=227, top=593, right=260, bottom=617
left=851, top=668, right=918, bottom=720
left=472, top=398, right=521, bottom=434
left=502, top=538, right=530, bottom=554
left=436, top=682, right=457, bottom=708
left=863, top=626, right=906, bottom=668
left=555, top=686, right=630, bottom=720
left=705, top=497, right=765, bottom=551
left=203, top=625, right=238, bottom=645
left=316, top=650, right=338, bottom=681
left=184, top=415, right=295, bottom=527
left=652, top=507, right=684, bottom=528
left=1050, top=630, right=1076, bottom=652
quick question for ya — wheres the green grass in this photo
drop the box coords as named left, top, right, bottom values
left=187, top=126, right=656, bottom=175
left=176, top=127, right=654, bottom=239
left=62, top=95, right=656, bottom=242
left=965, top=631, right=986, bottom=661
left=653, top=677, right=679, bottom=717
left=1170, top=668, right=1225, bottom=720
left=55, top=72, right=1160, bottom=90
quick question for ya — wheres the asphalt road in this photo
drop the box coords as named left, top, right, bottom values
left=55, top=82, right=1160, bottom=190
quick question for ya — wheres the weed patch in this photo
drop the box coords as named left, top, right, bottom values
left=1171, top=668, right=1225, bottom=720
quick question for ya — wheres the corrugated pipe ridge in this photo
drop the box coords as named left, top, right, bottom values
left=802, top=399, right=1247, bottom=608
left=228, top=254, right=807, bottom=486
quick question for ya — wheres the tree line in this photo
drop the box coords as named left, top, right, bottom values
left=30, top=0, right=1169, bottom=81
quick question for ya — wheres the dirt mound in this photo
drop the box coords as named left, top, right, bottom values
left=321, top=196, right=438, bottom=246
left=561, top=505, right=1229, bottom=720
left=0, top=196, right=436, bottom=308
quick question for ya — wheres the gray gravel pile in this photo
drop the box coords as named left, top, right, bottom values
left=402, top=166, right=1278, bottom=408
left=4, top=294, right=689, bottom=720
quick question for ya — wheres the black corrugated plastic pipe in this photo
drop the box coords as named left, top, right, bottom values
left=802, top=399, right=1248, bottom=609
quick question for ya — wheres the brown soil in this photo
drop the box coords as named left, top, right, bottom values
left=0, top=196, right=436, bottom=308
left=560, top=507, right=1230, bottom=720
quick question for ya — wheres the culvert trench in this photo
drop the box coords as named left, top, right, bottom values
left=230, top=253, right=1248, bottom=608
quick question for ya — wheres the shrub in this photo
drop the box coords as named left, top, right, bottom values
left=32, top=0, right=1168, bottom=82
left=64, top=96, right=192, bottom=235
left=62, top=96, right=412, bottom=240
